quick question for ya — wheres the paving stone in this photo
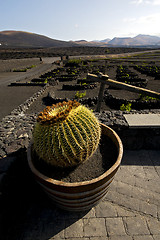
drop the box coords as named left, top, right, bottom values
left=63, top=238, right=89, bottom=240
left=105, top=217, right=126, bottom=236
left=90, top=237, right=108, bottom=240
left=123, top=216, right=150, bottom=236
left=133, top=236, right=154, bottom=240
left=82, top=207, right=96, bottom=218
left=114, top=166, right=136, bottom=186
left=111, top=179, right=157, bottom=204
left=146, top=218, right=160, bottom=235
left=84, top=218, right=107, bottom=237
left=129, top=185, right=160, bottom=206
left=130, top=166, right=146, bottom=179
left=115, top=205, right=137, bottom=217
left=155, top=166, right=160, bottom=177
left=65, top=219, right=83, bottom=238
left=138, top=201, right=157, bottom=218
left=158, top=207, right=160, bottom=220
left=111, top=180, right=132, bottom=197
left=106, top=187, right=158, bottom=218
left=146, top=179, right=160, bottom=195
left=109, top=236, right=133, bottom=240
left=135, top=177, right=160, bottom=194
left=95, top=201, right=117, bottom=217
left=105, top=190, right=139, bottom=212
left=143, top=166, right=160, bottom=180
left=153, top=235, right=160, bottom=240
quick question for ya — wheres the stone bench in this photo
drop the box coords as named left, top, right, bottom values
left=119, top=114, right=160, bottom=150
left=124, top=113, right=160, bottom=128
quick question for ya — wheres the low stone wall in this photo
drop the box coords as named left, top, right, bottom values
left=0, top=85, right=48, bottom=158
left=0, top=87, right=160, bottom=158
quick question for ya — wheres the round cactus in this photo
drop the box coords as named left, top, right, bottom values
left=33, top=100, right=101, bottom=168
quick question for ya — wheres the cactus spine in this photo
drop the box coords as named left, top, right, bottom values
left=33, top=100, right=101, bottom=167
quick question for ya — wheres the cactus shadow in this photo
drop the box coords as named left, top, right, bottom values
left=0, top=148, right=90, bottom=240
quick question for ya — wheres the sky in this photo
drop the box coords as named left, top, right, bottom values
left=1, top=0, right=160, bottom=41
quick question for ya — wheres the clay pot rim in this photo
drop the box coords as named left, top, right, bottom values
left=27, top=123, right=123, bottom=187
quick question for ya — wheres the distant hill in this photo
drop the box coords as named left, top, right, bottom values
left=73, top=35, right=160, bottom=47
left=0, top=30, right=160, bottom=48
left=0, top=30, right=78, bottom=48
left=108, top=37, right=134, bottom=46
left=72, top=39, right=109, bottom=47
left=99, top=38, right=111, bottom=43
left=107, top=34, right=160, bottom=46
left=133, top=34, right=160, bottom=45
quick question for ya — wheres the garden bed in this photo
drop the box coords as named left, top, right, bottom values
left=25, top=58, right=160, bottom=114
left=9, top=82, right=47, bottom=87
left=62, top=83, right=97, bottom=90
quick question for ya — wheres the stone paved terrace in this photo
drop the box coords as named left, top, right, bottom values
left=0, top=148, right=160, bottom=240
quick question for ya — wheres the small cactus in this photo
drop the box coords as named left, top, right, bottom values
left=33, top=100, right=101, bottom=167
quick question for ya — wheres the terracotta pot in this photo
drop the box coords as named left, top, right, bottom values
left=27, top=123, right=123, bottom=211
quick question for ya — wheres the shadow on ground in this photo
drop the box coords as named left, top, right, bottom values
left=0, top=149, right=90, bottom=240
left=121, top=148, right=160, bottom=166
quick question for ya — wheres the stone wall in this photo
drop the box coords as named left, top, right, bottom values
left=0, top=86, right=48, bottom=158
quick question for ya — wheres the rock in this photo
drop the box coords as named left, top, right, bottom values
left=5, top=143, right=21, bottom=155
left=47, top=91, right=55, bottom=99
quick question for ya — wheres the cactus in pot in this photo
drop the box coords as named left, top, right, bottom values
left=33, top=100, right=101, bottom=168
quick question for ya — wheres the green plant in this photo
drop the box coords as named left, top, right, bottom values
left=65, top=59, right=82, bottom=67
left=75, top=91, right=86, bottom=99
left=120, top=103, right=132, bottom=112
left=139, top=94, right=158, bottom=101
left=27, top=65, right=36, bottom=69
left=13, top=68, right=27, bottom=72
left=33, top=100, right=101, bottom=168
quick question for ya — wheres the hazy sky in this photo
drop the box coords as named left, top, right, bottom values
left=1, top=0, right=160, bottom=41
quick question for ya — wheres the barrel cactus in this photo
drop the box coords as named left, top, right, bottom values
left=33, top=100, right=101, bottom=168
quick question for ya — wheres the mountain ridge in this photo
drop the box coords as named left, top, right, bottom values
left=0, top=30, right=78, bottom=48
left=0, top=30, right=160, bottom=48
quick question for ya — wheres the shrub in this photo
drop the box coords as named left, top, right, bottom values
left=120, top=103, right=132, bottom=112
left=75, top=91, right=86, bottom=99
